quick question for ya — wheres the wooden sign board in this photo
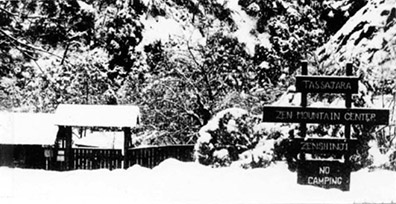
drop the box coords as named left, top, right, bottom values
left=291, top=138, right=358, bottom=154
left=262, top=63, right=390, bottom=191
left=297, top=160, right=351, bottom=191
left=263, top=106, right=389, bottom=125
left=296, top=76, right=359, bottom=93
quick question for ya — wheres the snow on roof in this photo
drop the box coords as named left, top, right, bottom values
left=0, top=112, right=58, bottom=145
left=54, top=104, right=140, bottom=128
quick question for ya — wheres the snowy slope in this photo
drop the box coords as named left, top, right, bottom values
left=316, top=0, right=396, bottom=84
left=0, top=159, right=395, bottom=204
left=312, top=0, right=396, bottom=160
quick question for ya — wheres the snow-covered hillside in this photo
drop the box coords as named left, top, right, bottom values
left=0, top=159, right=395, bottom=204
left=316, top=0, right=396, bottom=85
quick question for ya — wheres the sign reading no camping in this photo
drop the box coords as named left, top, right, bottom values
left=296, top=76, right=359, bottom=93
left=263, top=106, right=389, bottom=125
left=297, top=160, right=351, bottom=191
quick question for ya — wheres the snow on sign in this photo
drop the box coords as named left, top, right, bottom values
left=262, top=62, right=390, bottom=191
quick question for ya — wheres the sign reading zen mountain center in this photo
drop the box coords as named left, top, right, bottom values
left=263, top=106, right=389, bottom=125
left=262, top=62, right=390, bottom=191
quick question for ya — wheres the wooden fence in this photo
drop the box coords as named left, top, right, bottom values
left=71, top=148, right=123, bottom=170
left=53, top=145, right=195, bottom=170
left=126, top=145, right=195, bottom=168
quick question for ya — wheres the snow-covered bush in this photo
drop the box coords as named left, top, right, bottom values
left=194, top=108, right=285, bottom=168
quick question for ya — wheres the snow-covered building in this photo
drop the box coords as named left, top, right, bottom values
left=0, top=112, right=57, bottom=169
left=53, top=104, right=141, bottom=170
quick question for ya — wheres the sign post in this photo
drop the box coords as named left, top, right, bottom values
left=262, top=62, right=389, bottom=191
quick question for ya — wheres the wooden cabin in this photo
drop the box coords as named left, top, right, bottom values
left=0, top=112, right=57, bottom=169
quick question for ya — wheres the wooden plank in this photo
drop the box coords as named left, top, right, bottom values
left=88, top=149, right=92, bottom=169
left=129, top=149, right=135, bottom=166
left=149, top=148, right=154, bottom=168
left=137, top=149, right=142, bottom=166
left=103, top=150, right=107, bottom=169
left=113, top=151, right=116, bottom=169
left=292, top=138, right=358, bottom=154
left=63, top=126, right=73, bottom=170
left=108, top=150, right=112, bottom=169
left=123, top=127, right=131, bottom=169
left=297, top=160, right=351, bottom=191
left=76, top=149, right=80, bottom=169
left=143, top=148, right=148, bottom=167
left=300, top=61, right=308, bottom=138
left=263, top=106, right=389, bottom=125
left=345, top=63, right=353, bottom=167
left=296, top=75, right=359, bottom=93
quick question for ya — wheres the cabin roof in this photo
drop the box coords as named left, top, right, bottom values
left=54, top=104, right=140, bottom=128
left=0, top=112, right=57, bottom=145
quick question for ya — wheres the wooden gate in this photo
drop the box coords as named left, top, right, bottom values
left=53, top=148, right=123, bottom=170
left=72, top=148, right=123, bottom=170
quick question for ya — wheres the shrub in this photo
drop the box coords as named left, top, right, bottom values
left=194, top=107, right=285, bottom=168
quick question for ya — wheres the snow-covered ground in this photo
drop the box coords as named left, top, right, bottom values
left=0, top=159, right=395, bottom=204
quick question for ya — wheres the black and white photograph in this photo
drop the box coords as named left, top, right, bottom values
left=0, top=0, right=396, bottom=203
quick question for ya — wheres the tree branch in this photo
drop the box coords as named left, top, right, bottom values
left=0, top=6, right=54, bottom=19
left=163, top=98, right=203, bottom=126
left=0, top=28, right=66, bottom=62
left=186, top=41, right=214, bottom=101
left=0, top=7, right=18, bottom=17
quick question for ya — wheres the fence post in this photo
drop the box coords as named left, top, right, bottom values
left=123, top=127, right=131, bottom=169
left=63, top=126, right=73, bottom=170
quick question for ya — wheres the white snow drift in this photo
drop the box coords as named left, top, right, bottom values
left=0, top=159, right=395, bottom=204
